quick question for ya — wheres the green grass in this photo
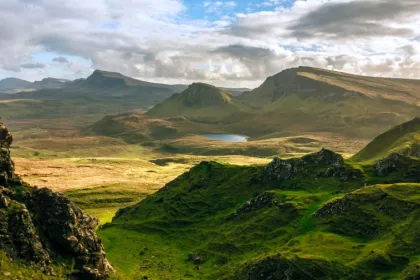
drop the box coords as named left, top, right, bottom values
left=97, top=150, right=420, bottom=279
left=65, top=184, right=148, bottom=225
left=0, top=251, right=68, bottom=280
left=352, top=117, right=420, bottom=163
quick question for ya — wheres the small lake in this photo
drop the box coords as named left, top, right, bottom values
left=200, top=134, right=249, bottom=143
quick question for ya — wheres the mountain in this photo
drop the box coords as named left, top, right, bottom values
left=31, top=77, right=70, bottom=90
left=147, top=82, right=251, bottom=121
left=0, top=77, right=31, bottom=93
left=234, top=66, right=420, bottom=138
left=0, top=121, right=113, bottom=279
left=352, top=117, right=420, bottom=162
left=0, top=70, right=186, bottom=120
left=99, top=148, right=420, bottom=279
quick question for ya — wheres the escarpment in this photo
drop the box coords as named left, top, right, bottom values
left=0, top=120, right=114, bottom=279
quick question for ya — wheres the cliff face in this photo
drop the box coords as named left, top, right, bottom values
left=0, top=120, right=114, bottom=279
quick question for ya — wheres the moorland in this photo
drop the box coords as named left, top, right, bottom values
left=0, top=66, right=419, bottom=279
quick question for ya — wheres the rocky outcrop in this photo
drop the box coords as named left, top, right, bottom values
left=231, top=254, right=344, bottom=280
left=228, top=192, right=277, bottom=220
left=0, top=121, right=21, bottom=186
left=374, top=153, right=419, bottom=177
left=264, top=149, right=363, bottom=182
left=0, top=120, right=114, bottom=279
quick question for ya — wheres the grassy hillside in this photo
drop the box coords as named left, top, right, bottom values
left=352, top=117, right=420, bottom=162
left=0, top=70, right=183, bottom=121
left=90, top=113, right=216, bottom=142
left=147, top=83, right=252, bottom=122
left=237, top=66, right=420, bottom=138
left=99, top=149, right=420, bottom=279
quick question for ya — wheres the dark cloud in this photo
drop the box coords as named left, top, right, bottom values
left=52, top=56, right=69, bottom=63
left=20, top=63, right=45, bottom=69
left=289, top=0, right=420, bottom=39
left=212, top=45, right=273, bottom=59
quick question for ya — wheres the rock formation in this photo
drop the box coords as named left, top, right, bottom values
left=0, top=120, right=114, bottom=279
left=264, top=149, right=363, bottom=182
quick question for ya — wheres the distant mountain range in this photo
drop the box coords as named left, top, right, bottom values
left=1, top=66, right=419, bottom=140
left=0, top=70, right=249, bottom=96
left=0, top=77, right=71, bottom=93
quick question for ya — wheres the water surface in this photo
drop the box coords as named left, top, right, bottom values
left=200, top=134, right=248, bottom=143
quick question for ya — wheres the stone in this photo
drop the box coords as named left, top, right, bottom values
left=0, top=120, right=114, bottom=279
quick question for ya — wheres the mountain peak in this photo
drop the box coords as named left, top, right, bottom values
left=181, top=82, right=232, bottom=106
left=147, top=82, right=247, bottom=121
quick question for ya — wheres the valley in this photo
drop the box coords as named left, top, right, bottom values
left=0, top=66, right=419, bottom=279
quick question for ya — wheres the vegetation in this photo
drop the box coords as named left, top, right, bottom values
left=352, top=117, right=420, bottom=162
left=0, top=251, right=67, bottom=280
left=98, top=149, right=420, bottom=279
left=147, top=83, right=252, bottom=122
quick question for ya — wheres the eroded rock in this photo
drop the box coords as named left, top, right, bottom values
left=0, top=120, right=114, bottom=279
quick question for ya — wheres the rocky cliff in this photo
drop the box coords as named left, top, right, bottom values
left=0, top=120, right=114, bottom=279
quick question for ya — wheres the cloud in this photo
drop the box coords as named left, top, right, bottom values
left=21, top=63, right=45, bottom=69
left=0, top=0, right=420, bottom=87
left=204, top=1, right=236, bottom=13
left=289, top=0, right=420, bottom=39
left=52, top=56, right=69, bottom=63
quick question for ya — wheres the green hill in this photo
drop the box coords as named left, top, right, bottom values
left=236, top=66, right=420, bottom=138
left=0, top=70, right=185, bottom=121
left=90, top=113, right=214, bottom=142
left=0, top=77, right=32, bottom=93
left=352, top=117, right=420, bottom=162
left=99, top=149, right=420, bottom=279
left=147, top=83, right=252, bottom=122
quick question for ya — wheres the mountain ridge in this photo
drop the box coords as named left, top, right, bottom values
left=147, top=82, right=251, bottom=121
left=352, top=117, right=420, bottom=162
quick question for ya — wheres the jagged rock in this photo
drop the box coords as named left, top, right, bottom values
left=228, top=192, right=276, bottom=219
left=0, top=121, right=12, bottom=149
left=0, top=120, right=21, bottom=187
left=264, top=149, right=351, bottom=181
left=0, top=120, right=114, bottom=279
left=0, top=194, right=50, bottom=263
left=374, top=153, right=415, bottom=176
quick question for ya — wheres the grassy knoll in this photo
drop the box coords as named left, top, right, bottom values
left=98, top=150, right=420, bottom=279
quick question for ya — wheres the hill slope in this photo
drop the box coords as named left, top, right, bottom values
left=236, top=66, right=420, bottom=138
left=0, top=77, right=31, bottom=93
left=99, top=149, right=420, bottom=279
left=352, top=117, right=420, bottom=162
left=0, top=121, right=113, bottom=279
left=0, top=70, right=184, bottom=120
left=147, top=83, right=251, bottom=122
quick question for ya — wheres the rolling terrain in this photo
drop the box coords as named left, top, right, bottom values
left=352, top=117, right=420, bottom=162
left=99, top=142, right=420, bottom=279
left=147, top=82, right=252, bottom=122
left=232, top=66, right=420, bottom=138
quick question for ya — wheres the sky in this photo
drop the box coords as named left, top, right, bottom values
left=0, top=0, right=420, bottom=88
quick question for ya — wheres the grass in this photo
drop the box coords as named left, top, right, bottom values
left=65, top=184, right=148, bottom=225
left=352, top=117, right=420, bottom=163
left=0, top=251, right=68, bottom=280
left=97, top=151, right=420, bottom=279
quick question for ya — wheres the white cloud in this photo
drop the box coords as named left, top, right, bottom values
left=0, top=0, right=420, bottom=87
